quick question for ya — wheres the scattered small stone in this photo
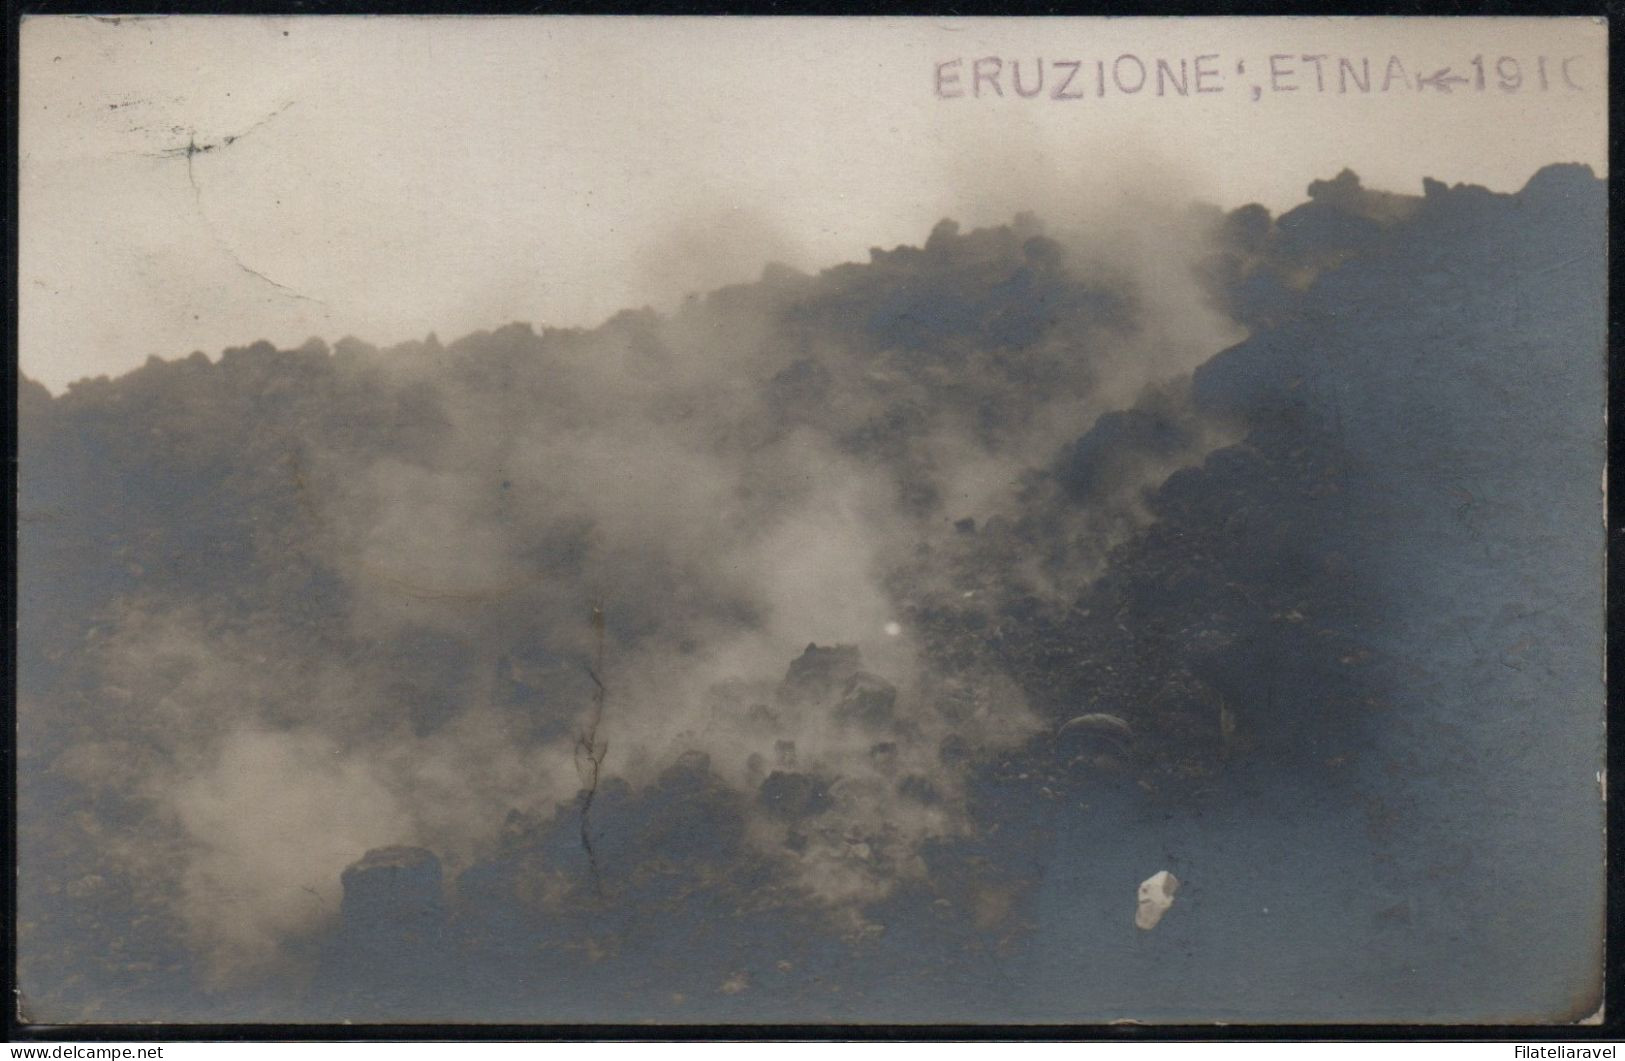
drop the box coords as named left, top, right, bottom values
left=1136, top=869, right=1180, bottom=930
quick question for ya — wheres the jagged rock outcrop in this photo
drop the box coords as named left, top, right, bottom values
left=777, top=643, right=863, bottom=707
left=16, top=165, right=1603, bottom=1023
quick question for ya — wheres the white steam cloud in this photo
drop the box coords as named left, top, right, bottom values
left=53, top=182, right=1246, bottom=979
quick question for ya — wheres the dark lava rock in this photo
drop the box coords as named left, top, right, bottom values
left=310, top=846, right=449, bottom=1018
left=897, top=774, right=940, bottom=805
left=339, top=845, right=445, bottom=935
left=757, top=770, right=834, bottom=822
left=778, top=643, right=863, bottom=706
left=834, top=672, right=899, bottom=730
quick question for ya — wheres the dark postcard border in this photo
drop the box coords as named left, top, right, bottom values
left=3, top=0, right=1620, bottom=1043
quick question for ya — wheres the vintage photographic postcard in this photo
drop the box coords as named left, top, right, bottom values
left=15, top=15, right=1608, bottom=1025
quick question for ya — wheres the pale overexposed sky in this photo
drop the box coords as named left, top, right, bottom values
left=19, top=16, right=1608, bottom=391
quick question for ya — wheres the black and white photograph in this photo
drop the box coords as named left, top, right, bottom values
left=13, top=14, right=1610, bottom=1026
